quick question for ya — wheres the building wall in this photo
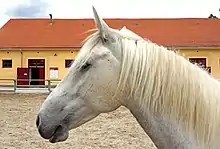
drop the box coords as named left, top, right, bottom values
left=1, top=48, right=220, bottom=86
left=179, top=48, right=220, bottom=78
left=0, top=48, right=79, bottom=85
left=0, top=50, right=21, bottom=79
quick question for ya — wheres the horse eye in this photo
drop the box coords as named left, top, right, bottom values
left=81, top=62, right=91, bottom=71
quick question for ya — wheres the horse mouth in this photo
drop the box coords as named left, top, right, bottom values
left=48, top=125, right=69, bottom=143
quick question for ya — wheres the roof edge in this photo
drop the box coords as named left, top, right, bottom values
left=7, top=17, right=218, bottom=21
left=0, top=47, right=81, bottom=50
left=1, top=45, right=220, bottom=50
left=168, top=46, right=220, bottom=49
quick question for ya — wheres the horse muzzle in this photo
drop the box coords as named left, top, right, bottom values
left=36, top=114, right=69, bottom=143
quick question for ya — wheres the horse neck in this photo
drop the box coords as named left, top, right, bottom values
left=125, top=97, right=200, bottom=149
left=120, top=47, right=220, bottom=149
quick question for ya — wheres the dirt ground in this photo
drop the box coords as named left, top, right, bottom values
left=0, top=93, right=157, bottom=149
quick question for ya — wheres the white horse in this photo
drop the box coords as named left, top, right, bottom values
left=36, top=7, right=220, bottom=149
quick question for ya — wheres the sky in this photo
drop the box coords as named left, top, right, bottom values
left=0, top=0, right=219, bottom=28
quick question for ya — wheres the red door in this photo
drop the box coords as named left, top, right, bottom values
left=17, top=68, right=29, bottom=86
left=39, top=68, right=45, bottom=85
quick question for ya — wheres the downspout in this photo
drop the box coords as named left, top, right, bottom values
left=20, top=49, right=23, bottom=67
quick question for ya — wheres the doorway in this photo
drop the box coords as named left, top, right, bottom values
left=28, top=59, right=45, bottom=85
left=30, top=68, right=40, bottom=85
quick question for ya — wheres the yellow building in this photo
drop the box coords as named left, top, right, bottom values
left=0, top=17, right=220, bottom=86
left=0, top=49, right=78, bottom=86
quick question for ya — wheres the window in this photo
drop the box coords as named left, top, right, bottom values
left=65, top=59, right=74, bottom=68
left=189, top=58, right=206, bottom=68
left=189, top=57, right=211, bottom=74
left=28, top=59, right=45, bottom=68
left=2, top=59, right=12, bottom=68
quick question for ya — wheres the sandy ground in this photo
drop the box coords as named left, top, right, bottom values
left=0, top=93, right=157, bottom=149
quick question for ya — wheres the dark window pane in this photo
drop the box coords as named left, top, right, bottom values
left=189, top=58, right=206, bottom=68
left=65, top=59, right=74, bottom=68
left=2, top=60, right=12, bottom=68
left=189, top=58, right=211, bottom=74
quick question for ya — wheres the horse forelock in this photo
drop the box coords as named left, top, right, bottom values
left=69, top=31, right=101, bottom=71
left=72, top=27, right=145, bottom=71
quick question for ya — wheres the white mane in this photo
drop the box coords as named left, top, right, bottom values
left=75, top=26, right=220, bottom=148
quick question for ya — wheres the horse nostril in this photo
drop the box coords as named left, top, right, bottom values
left=36, top=115, right=40, bottom=128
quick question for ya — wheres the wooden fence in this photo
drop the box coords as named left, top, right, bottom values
left=0, top=79, right=61, bottom=92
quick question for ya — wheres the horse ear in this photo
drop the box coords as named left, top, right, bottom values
left=92, top=6, right=110, bottom=40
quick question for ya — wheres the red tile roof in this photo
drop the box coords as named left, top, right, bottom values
left=0, top=18, right=220, bottom=48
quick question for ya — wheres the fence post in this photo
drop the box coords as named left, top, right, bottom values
left=13, top=79, right=17, bottom=92
left=48, top=80, right=51, bottom=93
